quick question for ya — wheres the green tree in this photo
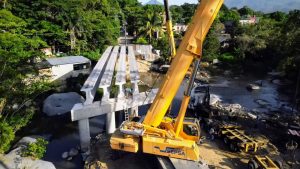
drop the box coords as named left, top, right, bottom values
left=203, top=30, right=220, bottom=61
left=219, top=8, right=240, bottom=23
left=138, top=5, right=163, bottom=42
left=268, top=11, right=287, bottom=22
left=118, top=0, right=143, bottom=35
left=170, top=5, right=184, bottom=24
left=181, top=3, right=197, bottom=24
left=10, top=0, right=121, bottom=60
left=151, top=35, right=169, bottom=61
left=0, top=9, right=52, bottom=153
left=277, top=10, right=300, bottom=76
left=238, top=6, right=254, bottom=16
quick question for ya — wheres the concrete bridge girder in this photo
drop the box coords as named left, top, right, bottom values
left=71, top=45, right=157, bottom=151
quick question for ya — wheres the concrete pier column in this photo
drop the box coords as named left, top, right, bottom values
left=106, top=111, right=116, bottom=134
left=78, top=119, right=91, bottom=152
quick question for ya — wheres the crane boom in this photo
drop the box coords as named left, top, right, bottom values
left=143, top=0, right=224, bottom=127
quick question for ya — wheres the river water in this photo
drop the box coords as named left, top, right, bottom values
left=24, top=71, right=295, bottom=169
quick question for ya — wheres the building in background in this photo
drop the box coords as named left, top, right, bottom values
left=39, top=56, right=91, bottom=82
left=173, top=23, right=188, bottom=34
left=239, top=15, right=259, bottom=25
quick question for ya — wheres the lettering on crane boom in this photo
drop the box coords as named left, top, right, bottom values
left=154, top=146, right=185, bottom=156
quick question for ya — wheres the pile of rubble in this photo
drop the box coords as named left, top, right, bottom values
left=212, top=102, right=257, bottom=119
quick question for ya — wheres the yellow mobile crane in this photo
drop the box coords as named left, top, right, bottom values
left=110, top=0, right=223, bottom=161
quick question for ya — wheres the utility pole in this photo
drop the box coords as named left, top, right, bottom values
left=123, top=21, right=128, bottom=46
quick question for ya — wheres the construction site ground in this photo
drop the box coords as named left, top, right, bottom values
left=85, top=122, right=300, bottom=169
left=85, top=59, right=300, bottom=169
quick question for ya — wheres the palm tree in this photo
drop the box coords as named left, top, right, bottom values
left=138, top=11, right=162, bottom=42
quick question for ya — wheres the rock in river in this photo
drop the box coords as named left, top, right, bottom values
left=43, top=92, right=84, bottom=116
left=62, top=152, right=69, bottom=159
left=247, top=84, right=260, bottom=90
left=0, top=136, right=56, bottom=169
left=69, top=148, right=79, bottom=157
left=255, top=99, right=270, bottom=106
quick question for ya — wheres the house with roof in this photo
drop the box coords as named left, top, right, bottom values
left=173, top=23, right=188, bottom=34
left=39, top=56, right=91, bottom=81
left=239, top=15, right=259, bottom=25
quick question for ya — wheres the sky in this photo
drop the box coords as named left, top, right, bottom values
left=139, top=0, right=300, bottom=13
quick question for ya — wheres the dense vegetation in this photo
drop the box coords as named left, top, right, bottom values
left=0, top=0, right=122, bottom=154
left=22, top=138, right=48, bottom=159
left=120, top=1, right=299, bottom=78
left=0, top=0, right=299, bottom=154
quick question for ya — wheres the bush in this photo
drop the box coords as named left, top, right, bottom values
left=22, top=138, right=48, bottom=159
left=82, top=49, right=101, bottom=61
left=95, top=88, right=103, bottom=101
left=110, top=85, right=119, bottom=98
left=135, top=37, right=148, bottom=44
left=0, top=122, right=15, bottom=153
left=218, top=53, right=236, bottom=63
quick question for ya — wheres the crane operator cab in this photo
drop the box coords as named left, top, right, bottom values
left=182, top=118, right=201, bottom=142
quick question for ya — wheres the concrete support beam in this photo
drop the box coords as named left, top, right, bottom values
left=128, top=46, right=140, bottom=116
left=71, top=45, right=159, bottom=152
left=99, top=46, right=119, bottom=100
left=81, top=46, right=112, bottom=104
left=128, top=46, right=140, bottom=83
left=116, top=46, right=127, bottom=98
left=71, top=89, right=158, bottom=121
left=77, top=46, right=112, bottom=151
left=99, top=46, right=120, bottom=134
left=78, top=119, right=90, bottom=152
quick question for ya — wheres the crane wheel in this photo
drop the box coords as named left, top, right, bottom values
left=248, top=160, right=258, bottom=169
left=229, top=142, right=238, bottom=152
left=274, top=159, right=283, bottom=169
